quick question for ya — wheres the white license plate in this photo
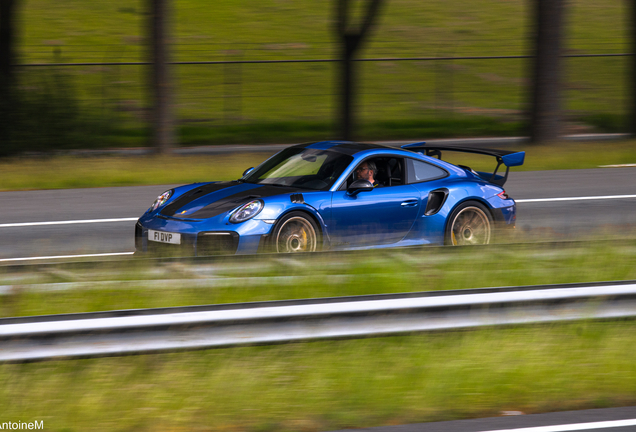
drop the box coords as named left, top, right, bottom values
left=148, top=229, right=181, bottom=245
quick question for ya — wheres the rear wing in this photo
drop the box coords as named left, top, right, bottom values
left=401, top=142, right=525, bottom=186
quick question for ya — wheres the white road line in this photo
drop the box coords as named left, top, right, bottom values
left=516, top=194, right=636, bottom=203
left=477, top=418, right=636, bottom=432
left=0, top=252, right=135, bottom=263
left=0, top=195, right=634, bottom=229
left=0, top=218, right=138, bottom=228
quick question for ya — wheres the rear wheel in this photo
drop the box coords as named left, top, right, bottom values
left=445, top=201, right=493, bottom=246
left=272, top=212, right=320, bottom=253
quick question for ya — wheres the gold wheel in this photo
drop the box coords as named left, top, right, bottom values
left=449, top=205, right=492, bottom=246
left=274, top=216, right=318, bottom=253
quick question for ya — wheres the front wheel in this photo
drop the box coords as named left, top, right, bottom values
left=445, top=201, right=493, bottom=246
left=271, top=212, right=320, bottom=253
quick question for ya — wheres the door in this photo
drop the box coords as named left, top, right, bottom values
left=329, top=184, right=421, bottom=248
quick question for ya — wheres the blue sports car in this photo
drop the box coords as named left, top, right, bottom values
left=135, top=141, right=525, bottom=255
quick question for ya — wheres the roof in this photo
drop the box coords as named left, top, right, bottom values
left=299, top=141, right=399, bottom=156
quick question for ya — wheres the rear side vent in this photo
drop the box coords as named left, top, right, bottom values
left=424, top=188, right=449, bottom=216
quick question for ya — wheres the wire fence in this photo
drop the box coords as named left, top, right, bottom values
left=15, top=48, right=631, bottom=137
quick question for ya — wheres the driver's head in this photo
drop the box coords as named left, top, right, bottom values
left=355, top=160, right=377, bottom=182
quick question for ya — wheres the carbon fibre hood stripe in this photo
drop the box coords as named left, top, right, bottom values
left=161, top=182, right=305, bottom=219
left=161, top=182, right=238, bottom=217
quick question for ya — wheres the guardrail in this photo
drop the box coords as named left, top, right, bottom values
left=1, top=280, right=635, bottom=362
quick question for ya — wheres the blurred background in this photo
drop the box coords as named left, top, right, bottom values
left=0, top=0, right=630, bottom=155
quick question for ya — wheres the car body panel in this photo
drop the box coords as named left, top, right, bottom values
left=135, top=141, right=522, bottom=255
left=329, top=184, right=421, bottom=247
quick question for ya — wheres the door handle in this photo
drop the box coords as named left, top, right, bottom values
left=401, top=199, right=418, bottom=207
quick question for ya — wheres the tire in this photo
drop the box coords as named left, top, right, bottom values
left=445, top=201, right=493, bottom=246
left=271, top=212, right=321, bottom=253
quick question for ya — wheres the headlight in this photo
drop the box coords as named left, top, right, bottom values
left=229, top=199, right=263, bottom=223
left=149, top=190, right=173, bottom=212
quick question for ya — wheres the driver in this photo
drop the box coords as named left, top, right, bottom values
left=355, top=161, right=381, bottom=187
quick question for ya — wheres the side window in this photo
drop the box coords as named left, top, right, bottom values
left=376, top=158, right=404, bottom=187
left=407, top=159, right=447, bottom=184
left=339, top=157, right=405, bottom=190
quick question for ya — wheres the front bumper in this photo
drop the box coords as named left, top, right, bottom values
left=135, top=216, right=273, bottom=256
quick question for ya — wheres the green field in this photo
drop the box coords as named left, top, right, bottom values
left=1, top=139, right=636, bottom=191
left=10, top=0, right=630, bottom=148
left=3, top=240, right=635, bottom=318
left=1, top=322, right=635, bottom=432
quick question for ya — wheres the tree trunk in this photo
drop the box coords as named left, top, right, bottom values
left=630, top=0, right=636, bottom=134
left=0, top=0, right=17, bottom=92
left=338, top=34, right=358, bottom=142
left=335, top=0, right=383, bottom=141
left=0, top=0, right=18, bottom=156
left=148, top=0, right=175, bottom=154
left=530, top=0, right=566, bottom=144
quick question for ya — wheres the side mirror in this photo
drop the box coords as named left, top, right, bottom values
left=242, top=167, right=254, bottom=177
left=346, top=179, right=374, bottom=196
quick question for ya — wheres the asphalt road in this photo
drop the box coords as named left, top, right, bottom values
left=507, top=168, right=636, bottom=239
left=331, top=406, right=636, bottom=432
left=0, top=167, right=635, bottom=261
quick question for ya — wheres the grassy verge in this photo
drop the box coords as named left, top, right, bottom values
left=0, top=153, right=267, bottom=191
left=1, top=139, right=636, bottom=191
left=2, top=240, right=635, bottom=318
left=1, top=321, right=635, bottom=431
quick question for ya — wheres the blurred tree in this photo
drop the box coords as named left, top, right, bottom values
left=335, top=0, right=384, bottom=141
left=631, top=0, right=636, bottom=134
left=0, top=0, right=18, bottom=156
left=148, top=0, right=175, bottom=154
left=529, top=0, right=566, bottom=143
left=0, top=0, right=16, bottom=86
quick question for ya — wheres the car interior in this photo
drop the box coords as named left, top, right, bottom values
left=341, top=157, right=405, bottom=190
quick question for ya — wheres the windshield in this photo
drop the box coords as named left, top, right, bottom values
left=242, top=147, right=353, bottom=190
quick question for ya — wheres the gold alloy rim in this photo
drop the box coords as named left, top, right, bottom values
left=275, top=217, right=317, bottom=253
left=451, top=206, right=491, bottom=245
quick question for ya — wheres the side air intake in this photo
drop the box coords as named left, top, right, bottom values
left=290, top=193, right=305, bottom=204
left=425, top=189, right=449, bottom=216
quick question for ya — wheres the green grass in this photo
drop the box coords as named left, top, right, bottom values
left=2, top=240, right=635, bottom=318
left=1, top=320, right=635, bottom=431
left=1, top=139, right=636, bottom=191
left=9, top=0, right=630, bottom=150
left=175, top=116, right=526, bottom=147
left=3, top=116, right=523, bottom=150
left=0, top=153, right=266, bottom=191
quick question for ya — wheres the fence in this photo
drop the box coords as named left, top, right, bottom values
left=16, top=49, right=631, bottom=143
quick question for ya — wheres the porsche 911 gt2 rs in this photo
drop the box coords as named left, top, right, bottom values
left=135, top=141, right=525, bottom=255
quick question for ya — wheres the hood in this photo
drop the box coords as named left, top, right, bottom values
left=160, top=181, right=303, bottom=219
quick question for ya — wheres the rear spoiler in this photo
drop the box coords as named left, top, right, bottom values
left=401, top=142, right=525, bottom=186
